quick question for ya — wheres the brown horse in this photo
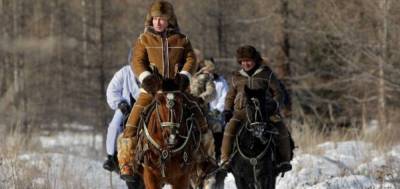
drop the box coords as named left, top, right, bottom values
left=137, top=79, right=202, bottom=189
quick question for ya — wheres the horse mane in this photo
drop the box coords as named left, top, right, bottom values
left=162, top=78, right=179, bottom=92
left=244, top=86, right=266, bottom=102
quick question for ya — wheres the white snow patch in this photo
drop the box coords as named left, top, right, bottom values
left=3, top=129, right=400, bottom=189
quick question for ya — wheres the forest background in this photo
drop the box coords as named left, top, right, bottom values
left=1, top=0, right=400, bottom=147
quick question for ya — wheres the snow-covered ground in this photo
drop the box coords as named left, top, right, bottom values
left=1, top=131, right=399, bottom=189
left=276, top=141, right=399, bottom=189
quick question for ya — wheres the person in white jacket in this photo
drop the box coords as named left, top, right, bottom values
left=206, top=59, right=229, bottom=189
left=103, top=65, right=140, bottom=171
left=209, top=75, right=228, bottom=125
left=208, top=59, right=229, bottom=134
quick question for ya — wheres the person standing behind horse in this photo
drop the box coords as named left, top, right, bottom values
left=198, top=58, right=229, bottom=156
left=103, top=64, right=140, bottom=172
left=190, top=58, right=217, bottom=111
left=207, top=58, right=229, bottom=189
left=118, top=0, right=209, bottom=181
left=220, top=45, right=293, bottom=174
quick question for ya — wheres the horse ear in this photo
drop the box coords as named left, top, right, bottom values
left=150, top=64, right=162, bottom=79
left=174, top=73, right=189, bottom=91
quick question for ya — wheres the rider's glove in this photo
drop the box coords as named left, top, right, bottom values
left=174, top=73, right=190, bottom=91
left=141, top=74, right=162, bottom=94
left=118, top=101, right=131, bottom=115
left=222, top=110, right=233, bottom=123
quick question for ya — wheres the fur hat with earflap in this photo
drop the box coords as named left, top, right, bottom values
left=199, top=60, right=216, bottom=73
left=236, top=45, right=263, bottom=64
left=144, top=1, right=179, bottom=32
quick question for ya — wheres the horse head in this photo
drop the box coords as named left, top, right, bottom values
left=243, top=86, right=278, bottom=144
left=140, top=75, right=199, bottom=187
left=230, top=86, right=279, bottom=189
left=153, top=92, right=184, bottom=147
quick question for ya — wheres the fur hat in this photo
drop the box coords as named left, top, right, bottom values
left=199, top=60, right=216, bottom=73
left=236, top=45, right=263, bottom=64
left=145, top=1, right=179, bottom=31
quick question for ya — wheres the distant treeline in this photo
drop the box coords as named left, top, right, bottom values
left=1, top=0, right=399, bottom=133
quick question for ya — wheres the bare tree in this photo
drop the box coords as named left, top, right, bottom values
left=377, top=0, right=390, bottom=127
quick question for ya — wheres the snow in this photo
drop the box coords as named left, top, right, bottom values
left=276, top=141, right=398, bottom=189
left=1, top=131, right=399, bottom=189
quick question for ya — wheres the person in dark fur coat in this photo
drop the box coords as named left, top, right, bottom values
left=220, top=45, right=293, bottom=174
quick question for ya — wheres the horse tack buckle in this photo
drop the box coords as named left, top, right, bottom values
left=269, top=115, right=281, bottom=123
left=183, top=152, right=188, bottom=163
left=161, top=149, right=169, bottom=160
left=250, top=158, right=258, bottom=165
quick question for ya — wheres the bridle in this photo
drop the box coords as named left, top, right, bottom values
left=236, top=96, right=278, bottom=189
left=142, top=91, right=196, bottom=177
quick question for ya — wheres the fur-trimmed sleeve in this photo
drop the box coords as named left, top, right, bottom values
left=224, top=74, right=238, bottom=111
left=132, top=35, right=151, bottom=82
left=199, top=77, right=217, bottom=103
left=267, top=69, right=285, bottom=110
left=180, top=37, right=197, bottom=78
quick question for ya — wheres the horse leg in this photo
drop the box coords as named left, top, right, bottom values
left=233, top=174, right=249, bottom=189
left=143, top=167, right=161, bottom=189
left=126, top=180, right=145, bottom=189
left=214, top=170, right=227, bottom=189
left=203, top=175, right=216, bottom=189
left=170, top=174, right=190, bottom=189
left=125, top=173, right=145, bottom=189
left=262, top=173, right=277, bottom=189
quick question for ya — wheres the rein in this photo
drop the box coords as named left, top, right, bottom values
left=235, top=97, right=275, bottom=189
left=143, top=114, right=194, bottom=154
left=236, top=125, right=272, bottom=189
left=141, top=91, right=197, bottom=177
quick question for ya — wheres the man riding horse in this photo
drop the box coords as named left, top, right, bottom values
left=118, top=0, right=211, bottom=181
left=221, top=45, right=293, bottom=174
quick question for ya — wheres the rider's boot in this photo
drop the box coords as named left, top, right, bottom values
left=189, top=97, right=213, bottom=157
left=199, top=129, right=218, bottom=173
left=103, top=153, right=117, bottom=172
left=274, top=121, right=293, bottom=174
left=201, top=129, right=216, bottom=159
left=117, top=135, right=138, bottom=181
left=118, top=92, right=153, bottom=181
left=219, top=118, right=241, bottom=170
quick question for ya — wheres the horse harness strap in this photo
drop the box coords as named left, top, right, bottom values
left=141, top=93, right=196, bottom=178
left=142, top=114, right=195, bottom=153
left=235, top=125, right=272, bottom=163
left=235, top=125, right=273, bottom=189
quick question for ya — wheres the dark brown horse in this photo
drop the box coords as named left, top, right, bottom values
left=230, top=86, right=279, bottom=189
left=137, top=78, right=201, bottom=189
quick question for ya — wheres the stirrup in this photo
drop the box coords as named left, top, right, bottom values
left=120, top=165, right=135, bottom=181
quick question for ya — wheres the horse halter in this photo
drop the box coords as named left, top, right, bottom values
left=245, top=97, right=267, bottom=138
left=156, top=92, right=184, bottom=146
left=248, top=97, right=265, bottom=124
left=159, top=92, right=182, bottom=129
left=238, top=96, right=275, bottom=189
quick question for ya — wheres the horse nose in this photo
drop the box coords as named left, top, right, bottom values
left=168, top=134, right=176, bottom=145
